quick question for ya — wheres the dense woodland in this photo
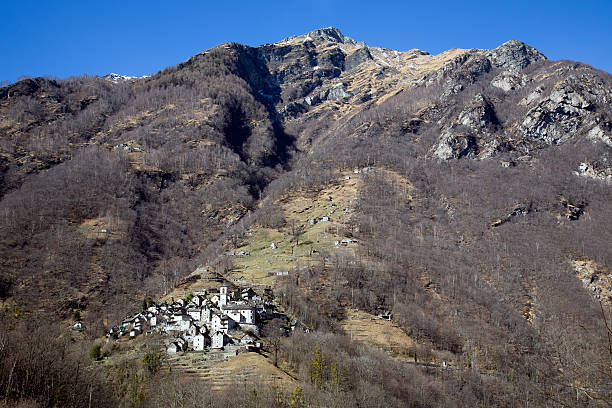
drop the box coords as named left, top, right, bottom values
left=0, top=29, right=611, bottom=406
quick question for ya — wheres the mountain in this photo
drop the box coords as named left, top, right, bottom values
left=0, top=27, right=611, bottom=407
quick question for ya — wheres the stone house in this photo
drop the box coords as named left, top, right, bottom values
left=211, top=331, right=231, bottom=349
left=211, top=313, right=235, bottom=334
left=240, top=288, right=258, bottom=301
left=239, top=333, right=256, bottom=345
left=222, top=304, right=255, bottom=325
left=193, top=333, right=209, bottom=351
left=187, top=307, right=202, bottom=321
left=192, top=295, right=205, bottom=306
left=167, top=342, right=180, bottom=354
left=184, top=324, right=199, bottom=339
left=202, top=307, right=213, bottom=324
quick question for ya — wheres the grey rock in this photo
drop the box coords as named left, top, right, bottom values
left=327, top=83, right=350, bottom=100
left=345, top=47, right=373, bottom=71
left=433, top=130, right=478, bottom=160
left=305, top=27, right=355, bottom=45
left=457, top=94, right=497, bottom=130
left=587, top=125, right=612, bottom=147
left=491, top=71, right=528, bottom=92
left=488, top=40, right=546, bottom=71
left=574, top=161, right=612, bottom=183
left=519, top=86, right=545, bottom=106
left=519, top=77, right=598, bottom=145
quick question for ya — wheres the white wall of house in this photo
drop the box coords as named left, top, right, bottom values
left=211, top=314, right=229, bottom=333
left=225, top=310, right=242, bottom=323
left=188, top=309, right=201, bottom=320
left=179, top=319, right=191, bottom=331
left=241, top=309, right=254, bottom=324
left=202, top=308, right=211, bottom=323
left=212, top=332, right=226, bottom=349
left=224, top=308, right=254, bottom=324
left=193, top=334, right=206, bottom=351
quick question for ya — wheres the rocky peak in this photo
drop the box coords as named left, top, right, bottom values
left=488, top=40, right=546, bottom=71
left=278, top=26, right=359, bottom=46
left=307, top=27, right=350, bottom=43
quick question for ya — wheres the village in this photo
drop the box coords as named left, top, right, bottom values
left=103, top=169, right=369, bottom=360
left=106, top=284, right=286, bottom=357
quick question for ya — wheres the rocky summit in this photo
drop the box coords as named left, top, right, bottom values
left=0, top=27, right=611, bottom=408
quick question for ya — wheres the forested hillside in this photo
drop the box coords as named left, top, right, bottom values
left=0, top=27, right=610, bottom=407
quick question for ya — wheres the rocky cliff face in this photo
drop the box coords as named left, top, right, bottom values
left=219, top=28, right=611, bottom=166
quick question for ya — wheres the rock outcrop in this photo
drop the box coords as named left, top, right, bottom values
left=345, top=47, right=374, bottom=71
left=519, top=76, right=600, bottom=145
left=488, top=40, right=546, bottom=71
left=491, top=70, right=528, bottom=92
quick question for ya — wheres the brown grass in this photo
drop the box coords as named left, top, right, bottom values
left=341, top=309, right=414, bottom=357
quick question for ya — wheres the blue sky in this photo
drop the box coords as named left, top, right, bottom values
left=2, top=0, right=611, bottom=84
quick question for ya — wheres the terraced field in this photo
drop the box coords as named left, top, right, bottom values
left=166, top=352, right=296, bottom=391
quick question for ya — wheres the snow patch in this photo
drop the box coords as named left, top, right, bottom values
left=374, top=56, right=389, bottom=66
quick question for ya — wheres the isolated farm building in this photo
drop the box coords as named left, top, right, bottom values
left=377, top=311, right=393, bottom=321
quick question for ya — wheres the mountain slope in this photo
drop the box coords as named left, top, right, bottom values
left=0, top=27, right=611, bottom=407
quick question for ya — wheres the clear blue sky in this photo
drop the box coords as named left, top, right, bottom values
left=2, top=0, right=611, bottom=84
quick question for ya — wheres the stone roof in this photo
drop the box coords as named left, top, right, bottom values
left=222, top=304, right=255, bottom=311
